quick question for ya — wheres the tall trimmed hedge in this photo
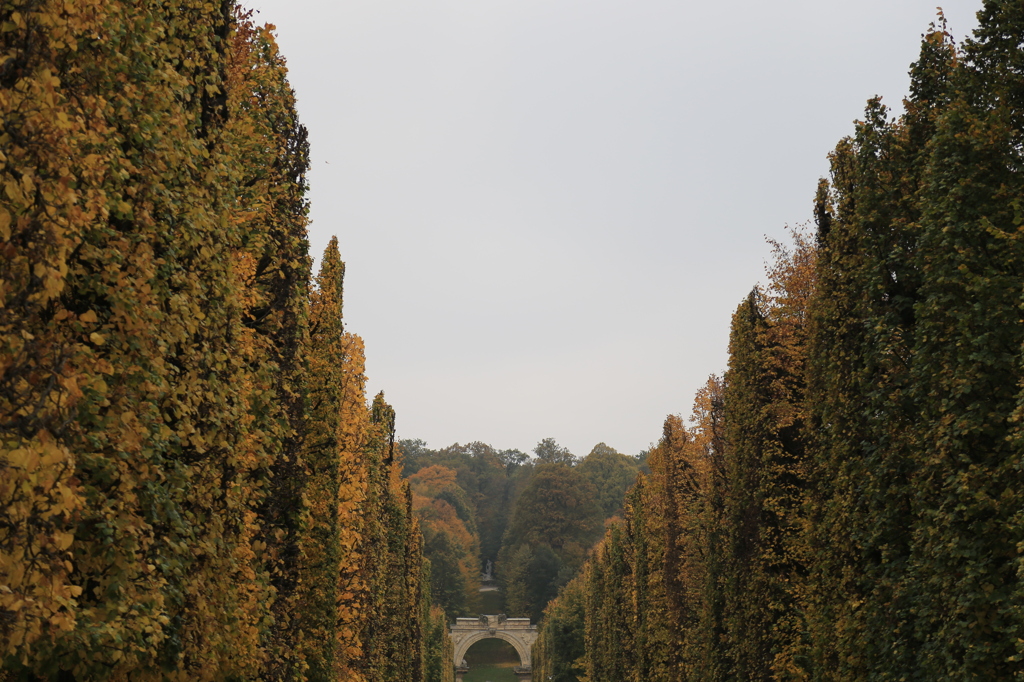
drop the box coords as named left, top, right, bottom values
left=0, top=3, right=447, bottom=680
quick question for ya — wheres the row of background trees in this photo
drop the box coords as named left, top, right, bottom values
left=400, top=437, right=643, bottom=623
left=536, top=4, right=1024, bottom=680
left=0, top=2, right=451, bottom=680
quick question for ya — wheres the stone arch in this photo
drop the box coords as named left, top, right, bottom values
left=451, top=615, right=538, bottom=680
left=454, top=630, right=531, bottom=668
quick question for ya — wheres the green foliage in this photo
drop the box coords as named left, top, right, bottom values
left=534, top=575, right=587, bottom=682
left=584, top=525, right=633, bottom=681
left=537, top=235, right=811, bottom=682
left=502, top=543, right=564, bottom=622
left=533, top=437, right=576, bottom=465
left=503, top=464, right=602, bottom=556
left=498, top=462, right=602, bottom=619
left=552, top=10, right=1024, bottom=682
left=577, top=443, right=640, bottom=519
left=803, top=12, right=1024, bottom=679
left=534, top=414, right=700, bottom=682
left=423, top=599, right=454, bottom=682
left=903, top=6, right=1024, bottom=674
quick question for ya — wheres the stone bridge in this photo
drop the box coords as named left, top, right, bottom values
left=451, top=614, right=537, bottom=681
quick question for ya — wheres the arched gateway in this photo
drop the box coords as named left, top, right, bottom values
left=451, top=614, right=538, bottom=681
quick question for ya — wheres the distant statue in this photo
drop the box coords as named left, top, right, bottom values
left=482, top=559, right=493, bottom=581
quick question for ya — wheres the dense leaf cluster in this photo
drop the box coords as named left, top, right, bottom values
left=536, top=4, right=1024, bottom=679
left=0, top=2, right=447, bottom=680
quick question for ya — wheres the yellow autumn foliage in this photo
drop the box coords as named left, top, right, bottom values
left=0, top=2, right=444, bottom=680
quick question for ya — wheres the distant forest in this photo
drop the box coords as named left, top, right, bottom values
left=5, top=0, right=1024, bottom=681
left=400, top=438, right=642, bottom=622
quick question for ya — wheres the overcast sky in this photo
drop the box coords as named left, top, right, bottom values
left=246, top=0, right=981, bottom=458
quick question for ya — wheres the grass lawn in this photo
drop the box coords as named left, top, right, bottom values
left=462, top=666, right=517, bottom=682
left=462, top=637, right=520, bottom=682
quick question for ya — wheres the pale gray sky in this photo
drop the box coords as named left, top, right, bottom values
left=247, top=0, right=981, bottom=457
